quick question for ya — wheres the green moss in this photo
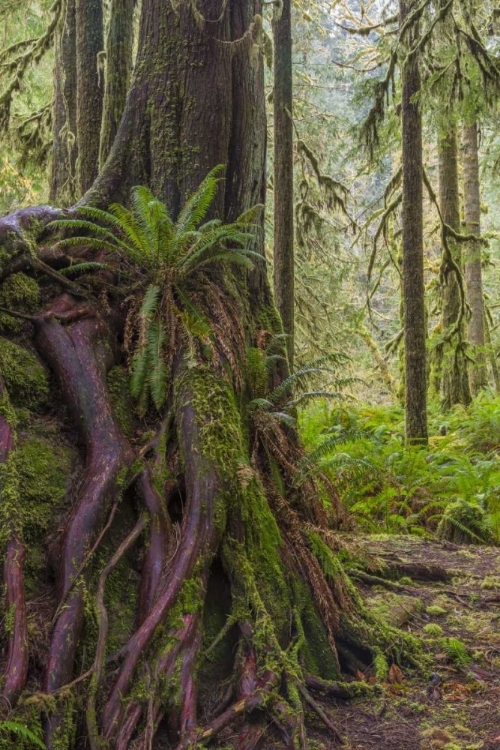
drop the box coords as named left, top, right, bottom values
left=426, top=605, right=448, bottom=617
left=0, top=338, right=48, bottom=410
left=107, top=366, right=135, bottom=437
left=0, top=273, right=40, bottom=333
left=7, top=436, right=73, bottom=588
left=246, top=347, right=267, bottom=398
left=423, top=623, right=444, bottom=636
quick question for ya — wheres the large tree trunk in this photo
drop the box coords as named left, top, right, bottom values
left=272, top=0, right=295, bottom=370
left=50, top=0, right=78, bottom=205
left=75, top=0, right=104, bottom=195
left=99, top=0, right=135, bottom=168
left=0, top=3, right=418, bottom=749
left=438, top=125, right=471, bottom=410
left=462, top=121, right=488, bottom=395
left=400, top=0, right=428, bottom=445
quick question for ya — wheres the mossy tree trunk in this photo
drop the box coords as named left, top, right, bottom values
left=438, top=125, right=471, bottom=410
left=400, top=0, right=428, bottom=445
left=462, top=121, right=488, bottom=395
left=272, top=0, right=295, bottom=370
left=75, top=0, right=104, bottom=195
left=99, top=0, right=135, bottom=168
left=0, top=3, right=419, bottom=749
left=50, top=0, right=78, bottom=205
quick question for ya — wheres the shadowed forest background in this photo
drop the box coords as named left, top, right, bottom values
left=1, top=1, right=500, bottom=749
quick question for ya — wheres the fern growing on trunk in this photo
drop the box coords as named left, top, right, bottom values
left=49, top=166, right=263, bottom=413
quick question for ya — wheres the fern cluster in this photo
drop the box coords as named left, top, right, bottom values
left=49, top=166, right=262, bottom=414
left=299, top=396, right=500, bottom=540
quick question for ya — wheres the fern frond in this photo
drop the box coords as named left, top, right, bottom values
left=58, top=262, right=108, bottom=276
left=147, top=321, right=168, bottom=410
left=0, top=721, right=46, bottom=748
left=130, top=344, right=150, bottom=401
left=108, top=203, right=152, bottom=261
left=175, top=164, right=226, bottom=233
left=139, top=284, right=161, bottom=321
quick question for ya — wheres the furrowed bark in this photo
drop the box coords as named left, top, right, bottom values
left=75, top=0, right=104, bottom=195
left=272, top=0, right=295, bottom=369
left=99, top=0, right=135, bottom=167
left=400, top=0, right=428, bottom=445
left=463, top=121, right=488, bottom=394
left=438, top=124, right=471, bottom=409
left=50, top=0, right=78, bottom=205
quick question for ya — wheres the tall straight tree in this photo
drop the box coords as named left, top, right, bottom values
left=50, top=0, right=78, bottom=205
left=0, top=2, right=410, bottom=748
left=400, top=0, right=428, bottom=444
left=462, top=120, right=488, bottom=394
left=438, top=125, right=471, bottom=409
left=273, top=0, right=295, bottom=369
left=75, top=0, right=104, bottom=195
left=99, top=0, right=135, bottom=168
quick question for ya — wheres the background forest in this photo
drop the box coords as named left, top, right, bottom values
left=2, top=1, right=500, bottom=749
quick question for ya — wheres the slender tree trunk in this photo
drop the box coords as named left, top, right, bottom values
left=50, top=0, right=78, bottom=205
left=438, top=125, right=471, bottom=409
left=272, top=0, right=294, bottom=369
left=484, top=314, right=500, bottom=392
left=99, top=0, right=135, bottom=168
left=462, top=121, right=488, bottom=394
left=400, top=0, right=428, bottom=445
left=75, top=0, right=104, bottom=195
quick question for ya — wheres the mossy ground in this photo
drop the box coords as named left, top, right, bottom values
left=306, top=534, right=500, bottom=750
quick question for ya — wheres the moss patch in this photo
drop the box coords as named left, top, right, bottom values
left=0, top=338, right=48, bottom=409
left=0, top=272, right=40, bottom=333
left=107, top=365, right=135, bottom=437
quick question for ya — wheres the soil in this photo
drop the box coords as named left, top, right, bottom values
left=305, top=534, right=500, bottom=750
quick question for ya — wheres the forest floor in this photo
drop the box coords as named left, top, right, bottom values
left=309, top=534, right=500, bottom=750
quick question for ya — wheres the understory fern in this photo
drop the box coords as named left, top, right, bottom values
left=0, top=721, right=46, bottom=749
left=49, top=166, right=262, bottom=414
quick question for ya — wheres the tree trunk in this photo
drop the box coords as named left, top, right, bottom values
left=99, top=0, right=135, bottom=168
left=400, top=0, right=428, bottom=445
left=462, top=121, right=488, bottom=394
left=272, top=0, right=295, bottom=370
left=76, top=0, right=104, bottom=195
left=0, top=3, right=419, bottom=748
left=438, top=125, right=471, bottom=410
left=50, top=0, right=78, bottom=205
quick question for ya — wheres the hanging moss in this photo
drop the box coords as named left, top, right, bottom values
left=0, top=272, right=40, bottom=333
left=0, top=338, right=49, bottom=409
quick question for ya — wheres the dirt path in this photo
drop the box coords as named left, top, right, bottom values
left=314, top=534, right=500, bottom=750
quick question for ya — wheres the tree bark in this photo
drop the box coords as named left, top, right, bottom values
left=75, top=0, right=104, bottom=195
left=400, top=0, right=428, bottom=445
left=272, top=0, right=295, bottom=370
left=462, top=121, right=488, bottom=394
left=99, top=0, right=135, bottom=168
left=50, top=0, right=78, bottom=205
left=438, top=125, right=471, bottom=409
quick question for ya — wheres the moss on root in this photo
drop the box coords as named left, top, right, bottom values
left=0, top=338, right=48, bottom=410
left=0, top=273, right=40, bottom=334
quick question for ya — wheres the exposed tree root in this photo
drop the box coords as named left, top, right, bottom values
left=0, top=236, right=427, bottom=750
